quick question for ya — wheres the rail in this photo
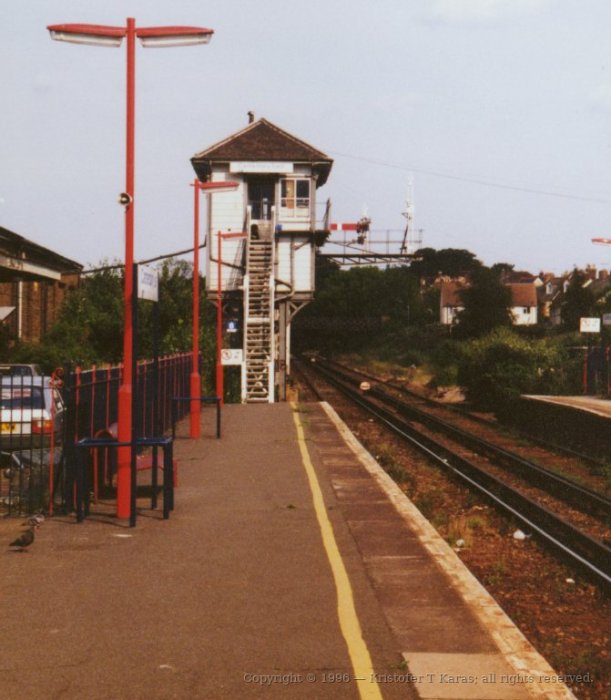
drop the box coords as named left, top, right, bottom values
left=301, top=358, right=611, bottom=591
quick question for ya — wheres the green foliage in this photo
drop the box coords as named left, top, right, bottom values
left=15, top=262, right=124, bottom=368
left=456, top=327, right=570, bottom=416
left=410, top=248, right=482, bottom=278
left=11, top=258, right=218, bottom=381
left=293, top=264, right=425, bottom=353
left=561, top=270, right=595, bottom=330
left=455, top=266, right=513, bottom=338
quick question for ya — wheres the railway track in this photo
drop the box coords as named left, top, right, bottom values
left=296, top=357, right=611, bottom=592
left=325, top=357, right=609, bottom=470
left=322, top=358, right=611, bottom=520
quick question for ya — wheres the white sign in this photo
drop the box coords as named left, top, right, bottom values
left=220, top=348, right=243, bottom=366
left=138, top=265, right=159, bottom=302
left=230, top=161, right=293, bottom=174
left=579, top=317, right=601, bottom=333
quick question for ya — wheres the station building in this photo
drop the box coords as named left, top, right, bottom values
left=191, top=117, right=333, bottom=402
left=0, top=226, right=82, bottom=345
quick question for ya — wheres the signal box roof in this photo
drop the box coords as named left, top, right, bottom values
left=191, top=117, right=333, bottom=186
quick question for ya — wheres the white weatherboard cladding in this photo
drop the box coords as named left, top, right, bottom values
left=206, top=180, right=246, bottom=292
left=207, top=233, right=245, bottom=292
left=277, top=237, right=312, bottom=292
left=208, top=183, right=245, bottom=234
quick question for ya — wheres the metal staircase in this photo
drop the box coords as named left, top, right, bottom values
left=244, top=223, right=275, bottom=402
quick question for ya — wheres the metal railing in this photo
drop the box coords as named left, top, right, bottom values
left=73, top=436, right=175, bottom=526
left=0, top=353, right=192, bottom=517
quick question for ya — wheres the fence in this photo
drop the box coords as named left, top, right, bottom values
left=0, top=353, right=191, bottom=517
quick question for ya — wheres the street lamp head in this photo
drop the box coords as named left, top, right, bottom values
left=47, top=24, right=125, bottom=47
left=47, top=23, right=214, bottom=48
left=137, top=26, right=214, bottom=48
left=197, top=180, right=240, bottom=194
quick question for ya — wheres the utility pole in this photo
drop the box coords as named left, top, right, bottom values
left=400, top=176, right=422, bottom=254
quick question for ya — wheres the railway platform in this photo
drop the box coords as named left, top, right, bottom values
left=518, top=394, right=611, bottom=457
left=522, top=394, right=611, bottom=418
left=1, top=402, right=576, bottom=699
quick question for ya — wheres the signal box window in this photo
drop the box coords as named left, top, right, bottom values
left=281, top=178, right=310, bottom=219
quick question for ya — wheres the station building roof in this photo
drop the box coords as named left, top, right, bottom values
left=0, top=225, right=82, bottom=283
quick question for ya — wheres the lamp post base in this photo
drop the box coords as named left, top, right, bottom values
left=190, top=372, right=201, bottom=438
left=117, top=384, right=132, bottom=520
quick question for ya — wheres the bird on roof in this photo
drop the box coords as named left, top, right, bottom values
left=9, top=527, right=35, bottom=552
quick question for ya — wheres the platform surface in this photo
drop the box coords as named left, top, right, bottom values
left=0, top=402, right=575, bottom=699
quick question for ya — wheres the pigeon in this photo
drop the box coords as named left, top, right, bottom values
left=25, top=513, right=45, bottom=527
left=9, top=527, right=35, bottom=552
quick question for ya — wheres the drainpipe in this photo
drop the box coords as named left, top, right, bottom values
left=17, top=280, right=23, bottom=341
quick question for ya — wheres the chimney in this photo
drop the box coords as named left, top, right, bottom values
left=247, top=111, right=255, bottom=124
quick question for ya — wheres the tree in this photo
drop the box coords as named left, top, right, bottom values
left=455, top=267, right=512, bottom=338
left=457, top=328, right=571, bottom=417
left=410, top=247, right=482, bottom=279
left=293, top=264, right=425, bottom=353
left=11, top=258, right=218, bottom=373
left=561, top=270, right=595, bottom=330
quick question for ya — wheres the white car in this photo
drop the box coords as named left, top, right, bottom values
left=0, top=376, right=64, bottom=451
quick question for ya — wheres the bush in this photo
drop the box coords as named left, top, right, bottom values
left=456, top=328, right=570, bottom=417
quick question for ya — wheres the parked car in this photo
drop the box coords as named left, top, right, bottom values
left=0, top=363, right=42, bottom=377
left=0, top=376, right=64, bottom=451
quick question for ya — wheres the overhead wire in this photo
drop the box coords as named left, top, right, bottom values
left=329, top=151, right=611, bottom=204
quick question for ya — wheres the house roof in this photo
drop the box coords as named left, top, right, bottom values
left=191, top=118, right=333, bottom=186
left=440, top=280, right=538, bottom=308
left=507, top=283, right=537, bottom=307
left=439, top=281, right=465, bottom=307
left=502, top=270, right=538, bottom=284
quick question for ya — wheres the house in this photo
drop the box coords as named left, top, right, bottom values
left=537, top=267, right=611, bottom=326
left=507, top=283, right=538, bottom=325
left=191, top=116, right=333, bottom=402
left=0, top=226, right=82, bottom=345
left=439, top=279, right=538, bottom=326
left=537, top=275, right=565, bottom=325
left=439, top=280, right=465, bottom=325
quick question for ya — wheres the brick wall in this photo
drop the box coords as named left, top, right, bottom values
left=0, top=272, right=80, bottom=344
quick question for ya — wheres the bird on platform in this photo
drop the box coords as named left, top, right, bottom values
left=25, top=513, right=45, bottom=527
left=9, top=527, right=35, bottom=552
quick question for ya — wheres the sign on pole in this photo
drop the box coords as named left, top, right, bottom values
left=137, top=265, right=159, bottom=302
left=579, top=317, right=601, bottom=333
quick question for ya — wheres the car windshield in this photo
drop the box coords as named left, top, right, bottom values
left=0, top=387, right=44, bottom=410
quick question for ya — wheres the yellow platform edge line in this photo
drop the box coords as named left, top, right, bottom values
left=291, top=403, right=384, bottom=700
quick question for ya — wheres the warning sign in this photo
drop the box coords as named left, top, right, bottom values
left=221, top=349, right=243, bottom=365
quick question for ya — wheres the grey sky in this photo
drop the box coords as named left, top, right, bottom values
left=1, top=0, right=611, bottom=274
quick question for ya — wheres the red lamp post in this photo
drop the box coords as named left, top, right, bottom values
left=48, top=19, right=214, bottom=520
left=191, top=181, right=239, bottom=437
